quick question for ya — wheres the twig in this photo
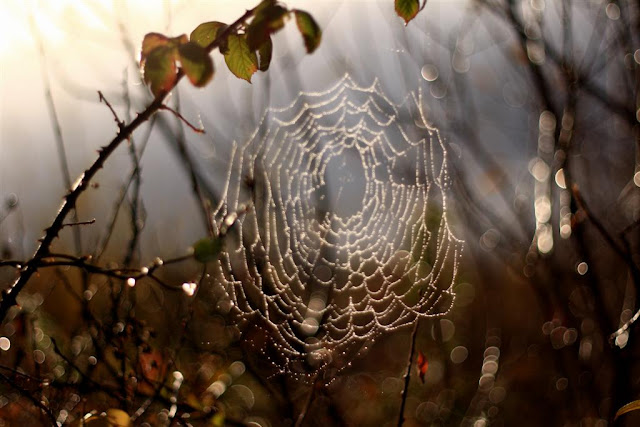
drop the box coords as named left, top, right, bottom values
left=0, top=260, right=23, bottom=268
left=51, top=338, right=126, bottom=403
left=61, top=219, right=96, bottom=229
left=93, top=116, right=156, bottom=261
left=0, top=371, right=59, bottom=426
left=159, top=105, right=205, bottom=134
left=397, top=319, right=420, bottom=427
left=484, top=0, right=636, bottom=129
left=571, top=185, right=640, bottom=291
left=2, top=252, right=193, bottom=295
left=53, top=267, right=84, bottom=304
left=169, top=89, right=215, bottom=237
left=610, top=308, right=640, bottom=343
left=98, top=91, right=125, bottom=130
left=0, top=197, right=18, bottom=225
left=0, top=364, right=47, bottom=383
left=122, top=73, right=144, bottom=268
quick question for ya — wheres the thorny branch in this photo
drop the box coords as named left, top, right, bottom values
left=29, top=7, right=83, bottom=258
left=0, top=6, right=259, bottom=323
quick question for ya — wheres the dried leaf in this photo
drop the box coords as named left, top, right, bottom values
left=138, top=349, right=167, bottom=396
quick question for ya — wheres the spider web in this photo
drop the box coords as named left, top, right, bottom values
left=209, top=75, right=463, bottom=380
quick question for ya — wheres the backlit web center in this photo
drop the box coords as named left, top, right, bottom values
left=209, top=75, right=463, bottom=381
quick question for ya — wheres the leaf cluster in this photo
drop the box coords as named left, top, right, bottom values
left=140, top=0, right=322, bottom=95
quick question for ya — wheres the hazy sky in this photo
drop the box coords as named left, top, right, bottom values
left=0, top=0, right=500, bottom=259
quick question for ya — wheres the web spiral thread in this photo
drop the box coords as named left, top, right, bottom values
left=210, top=75, right=463, bottom=380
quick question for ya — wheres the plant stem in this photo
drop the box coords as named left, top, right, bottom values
left=397, top=319, right=420, bottom=427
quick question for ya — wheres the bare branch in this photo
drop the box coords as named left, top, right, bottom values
left=159, top=105, right=205, bottom=134
left=61, top=218, right=96, bottom=229
left=397, top=319, right=419, bottom=427
left=0, top=371, right=58, bottom=425
left=98, top=91, right=125, bottom=130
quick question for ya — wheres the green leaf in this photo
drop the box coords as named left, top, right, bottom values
left=178, top=42, right=214, bottom=87
left=190, top=21, right=228, bottom=48
left=224, top=34, right=258, bottom=83
left=257, top=37, right=273, bottom=72
left=192, top=237, right=223, bottom=263
left=294, top=10, right=321, bottom=54
left=246, top=4, right=288, bottom=51
left=140, top=34, right=186, bottom=66
left=143, top=46, right=177, bottom=97
left=395, top=0, right=420, bottom=24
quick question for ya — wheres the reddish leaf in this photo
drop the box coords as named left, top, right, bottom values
left=140, top=32, right=170, bottom=66
left=140, top=33, right=186, bottom=66
left=138, top=349, right=167, bottom=395
left=142, top=46, right=177, bottom=97
left=417, top=350, right=428, bottom=383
